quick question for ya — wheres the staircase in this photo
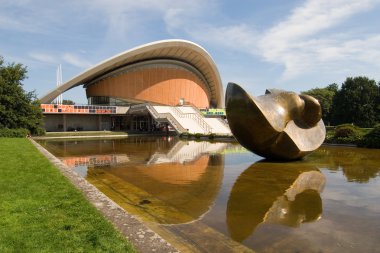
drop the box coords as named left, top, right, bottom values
left=146, top=105, right=187, bottom=133
left=130, top=104, right=232, bottom=136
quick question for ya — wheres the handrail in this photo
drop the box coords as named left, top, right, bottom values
left=189, top=105, right=230, bottom=133
left=146, top=105, right=187, bottom=133
left=171, top=107, right=212, bottom=133
left=187, top=105, right=203, bottom=115
left=145, top=104, right=159, bottom=118
left=164, top=114, right=187, bottom=133
left=192, top=111, right=212, bottom=133
left=186, top=106, right=215, bottom=132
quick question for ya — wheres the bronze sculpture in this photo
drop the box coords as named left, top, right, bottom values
left=225, top=82, right=325, bottom=160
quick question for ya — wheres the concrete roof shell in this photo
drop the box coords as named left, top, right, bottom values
left=39, top=39, right=224, bottom=107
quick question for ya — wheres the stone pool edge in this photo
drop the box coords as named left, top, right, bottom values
left=29, top=138, right=179, bottom=253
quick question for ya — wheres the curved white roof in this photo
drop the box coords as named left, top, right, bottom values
left=39, top=39, right=224, bottom=107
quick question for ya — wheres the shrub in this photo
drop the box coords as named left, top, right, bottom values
left=327, top=124, right=363, bottom=144
left=358, top=124, right=380, bottom=148
left=0, top=128, right=29, bottom=137
left=334, top=124, right=360, bottom=138
left=33, top=127, right=45, bottom=136
left=208, top=133, right=216, bottom=140
left=179, top=132, right=193, bottom=139
left=325, top=127, right=335, bottom=142
left=194, top=133, right=203, bottom=139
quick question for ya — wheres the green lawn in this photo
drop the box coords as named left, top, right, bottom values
left=0, top=138, right=136, bottom=252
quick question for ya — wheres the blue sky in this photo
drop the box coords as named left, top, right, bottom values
left=1, top=0, right=380, bottom=104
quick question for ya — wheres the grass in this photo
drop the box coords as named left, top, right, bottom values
left=0, top=138, right=136, bottom=252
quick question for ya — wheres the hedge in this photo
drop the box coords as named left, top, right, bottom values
left=357, top=124, right=380, bottom=148
left=0, top=128, right=29, bottom=138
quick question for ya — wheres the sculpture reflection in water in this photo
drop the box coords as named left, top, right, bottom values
left=227, top=161, right=326, bottom=242
left=54, top=137, right=229, bottom=224
left=225, top=82, right=326, bottom=160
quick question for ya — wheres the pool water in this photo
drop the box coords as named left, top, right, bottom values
left=38, top=137, right=380, bottom=253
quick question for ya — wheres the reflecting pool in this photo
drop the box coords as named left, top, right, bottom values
left=37, top=137, right=380, bottom=253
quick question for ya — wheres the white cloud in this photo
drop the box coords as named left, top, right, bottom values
left=162, top=1, right=214, bottom=34
left=28, top=51, right=94, bottom=69
left=187, top=24, right=258, bottom=54
left=186, top=0, right=380, bottom=81
left=0, top=12, right=43, bottom=33
left=62, top=53, right=93, bottom=69
left=83, top=0, right=210, bottom=41
left=258, top=0, right=380, bottom=79
left=163, top=8, right=187, bottom=33
left=262, top=0, right=375, bottom=44
left=29, top=52, right=57, bottom=64
left=0, top=15, right=22, bottom=30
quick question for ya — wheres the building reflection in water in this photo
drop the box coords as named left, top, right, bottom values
left=227, top=161, right=326, bottom=242
left=62, top=154, right=130, bottom=168
left=53, top=137, right=228, bottom=224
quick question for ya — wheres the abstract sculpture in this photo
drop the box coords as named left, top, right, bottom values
left=225, top=82, right=325, bottom=160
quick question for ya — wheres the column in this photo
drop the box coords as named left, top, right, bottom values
left=63, top=114, right=67, bottom=132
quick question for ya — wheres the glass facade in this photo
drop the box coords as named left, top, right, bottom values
left=88, top=96, right=131, bottom=106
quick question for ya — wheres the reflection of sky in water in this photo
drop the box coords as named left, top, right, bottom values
left=224, top=151, right=259, bottom=166
left=37, top=138, right=380, bottom=253
left=73, top=165, right=88, bottom=177
left=322, top=169, right=380, bottom=212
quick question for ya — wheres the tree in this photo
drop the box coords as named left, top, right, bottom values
left=62, top=99, right=75, bottom=105
left=302, top=83, right=338, bottom=125
left=0, top=56, right=44, bottom=135
left=377, top=82, right=380, bottom=123
left=331, top=76, right=379, bottom=127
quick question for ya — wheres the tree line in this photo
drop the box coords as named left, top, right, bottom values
left=302, top=76, right=380, bottom=128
